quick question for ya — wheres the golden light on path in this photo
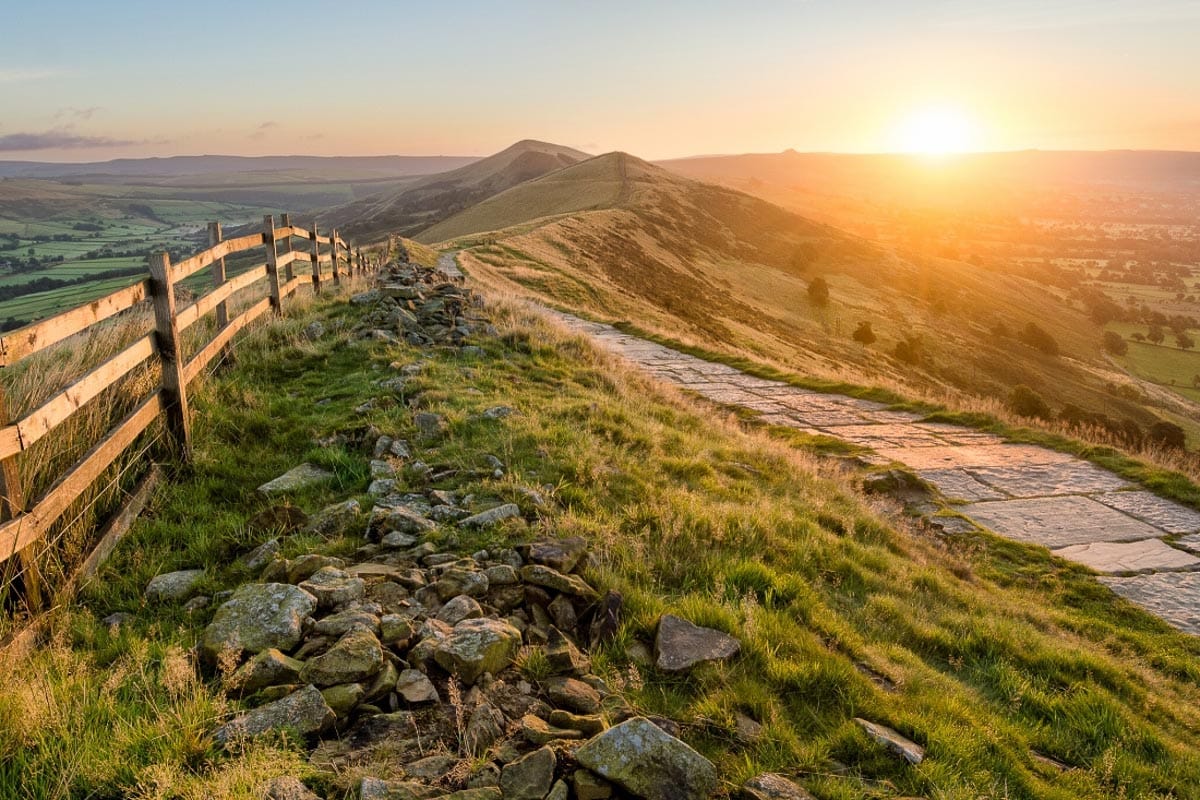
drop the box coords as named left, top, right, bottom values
left=892, top=106, right=976, bottom=156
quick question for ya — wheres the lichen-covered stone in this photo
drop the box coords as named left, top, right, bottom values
left=654, top=614, right=740, bottom=672
left=434, top=618, right=522, bottom=684
left=575, top=717, right=717, bottom=800
left=212, top=684, right=333, bottom=744
left=202, top=583, right=316, bottom=660
left=299, top=629, right=384, bottom=687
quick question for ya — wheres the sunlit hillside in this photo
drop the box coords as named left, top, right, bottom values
left=424, top=151, right=1195, bottom=444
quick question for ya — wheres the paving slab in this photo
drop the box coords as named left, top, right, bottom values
left=1100, top=573, right=1200, bottom=635
left=1094, top=491, right=1200, bottom=534
left=1052, top=538, right=1200, bottom=574
left=918, top=469, right=1008, bottom=502
left=966, top=496, right=1164, bottom=547
left=875, top=443, right=1075, bottom=471
left=965, top=462, right=1129, bottom=498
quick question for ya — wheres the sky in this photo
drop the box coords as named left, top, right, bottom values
left=2, top=0, right=1198, bottom=161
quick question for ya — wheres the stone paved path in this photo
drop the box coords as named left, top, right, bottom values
left=549, top=314, right=1200, bottom=636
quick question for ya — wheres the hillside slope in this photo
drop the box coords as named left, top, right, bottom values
left=429, top=152, right=1165, bottom=434
left=323, top=140, right=590, bottom=241
left=4, top=265, right=1199, bottom=798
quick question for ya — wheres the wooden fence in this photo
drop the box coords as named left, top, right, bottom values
left=0, top=214, right=375, bottom=607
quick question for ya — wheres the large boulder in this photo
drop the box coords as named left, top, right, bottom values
left=576, top=717, right=717, bottom=800
left=300, top=629, right=384, bottom=686
left=654, top=614, right=740, bottom=672
left=202, top=583, right=316, bottom=661
left=299, top=566, right=365, bottom=608
left=227, top=648, right=304, bottom=696
left=212, top=685, right=333, bottom=744
left=434, top=618, right=522, bottom=685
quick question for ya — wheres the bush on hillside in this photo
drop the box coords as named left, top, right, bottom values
left=807, top=277, right=829, bottom=307
left=893, top=336, right=924, bottom=365
left=1018, top=322, right=1059, bottom=356
left=1007, top=384, right=1052, bottom=419
left=1148, top=421, right=1187, bottom=450
left=852, top=321, right=876, bottom=346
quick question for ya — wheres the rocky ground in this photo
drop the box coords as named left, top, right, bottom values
left=133, top=257, right=929, bottom=800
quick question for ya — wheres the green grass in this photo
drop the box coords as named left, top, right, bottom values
left=3, top=290, right=1200, bottom=798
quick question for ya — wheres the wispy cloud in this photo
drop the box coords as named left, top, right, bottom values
left=250, top=120, right=279, bottom=140
left=0, top=68, right=62, bottom=84
left=54, top=106, right=103, bottom=122
left=0, top=130, right=141, bottom=152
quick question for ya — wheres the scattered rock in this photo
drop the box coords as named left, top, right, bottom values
left=588, top=590, right=622, bottom=647
left=434, top=618, right=523, bottom=684
left=501, top=745, right=556, bottom=800
left=299, top=567, right=365, bottom=608
left=572, top=770, right=613, bottom=800
left=395, top=669, right=440, bottom=704
left=528, top=537, right=587, bottom=573
left=545, top=676, right=602, bottom=714
left=741, top=774, right=815, bottom=800
left=213, top=685, right=334, bottom=744
left=853, top=717, right=924, bottom=764
left=258, top=463, right=335, bottom=495
left=264, top=776, right=322, bottom=800
left=145, top=569, right=205, bottom=602
left=300, top=629, right=384, bottom=687
left=576, top=717, right=717, bottom=800
left=228, top=648, right=304, bottom=696
left=248, top=505, right=309, bottom=536
left=654, top=614, right=740, bottom=672
left=202, top=583, right=316, bottom=661
left=239, top=538, right=281, bottom=571
left=460, top=504, right=521, bottom=529
left=303, top=499, right=362, bottom=537
left=521, top=565, right=597, bottom=599
left=437, top=594, right=484, bottom=625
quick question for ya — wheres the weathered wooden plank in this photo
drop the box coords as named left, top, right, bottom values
left=0, top=392, right=164, bottom=564
left=282, top=276, right=309, bottom=297
left=0, top=280, right=150, bottom=366
left=276, top=225, right=311, bottom=240
left=0, top=334, right=156, bottom=462
left=183, top=296, right=271, bottom=384
left=330, top=229, right=341, bottom=285
left=74, top=463, right=162, bottom=586
left=170, top=232, right=264, bottom=283
left=148, top=252, right=191, bottom=459
left=176, top=265, right=267, bottom=332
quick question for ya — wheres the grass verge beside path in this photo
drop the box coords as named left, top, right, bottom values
left=0, top=287, right=1198, bottom=798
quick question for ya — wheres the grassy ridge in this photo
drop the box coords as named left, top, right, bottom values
left=1, top=282, right=1199, bottom=798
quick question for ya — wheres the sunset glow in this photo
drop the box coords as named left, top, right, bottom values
left=892, top=107, right=976, bottom=156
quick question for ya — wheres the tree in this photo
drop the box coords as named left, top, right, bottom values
left=852, top=321, right=876, bottom=346
left=1102, top=330, right=1128, bottom=355
left=1148, top=324, right=1165, bottom=345
left=1007, top=384, right=1052, bottom=419
left=1132, top=332, right=1146, bottom=342
left=807, top=277, right=830, bottom=307
left=1176, top=332, right=1195, bottom=351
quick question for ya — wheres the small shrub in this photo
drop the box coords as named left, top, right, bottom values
left=1007, top=384, right=1052, bottom=419
left=807, top=277, right=829, bottom=307
left=851, top=321, right=876, bottom=346
left=1019, top=322, right=1059, bottom=356
left=1102, top=331, right=1128, bottom=355
left=1148, top=421, right=1187, bottom=450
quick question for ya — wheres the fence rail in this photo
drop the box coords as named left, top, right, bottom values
left=0, top=214, right=377, bottom=604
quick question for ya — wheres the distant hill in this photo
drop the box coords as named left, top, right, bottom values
left=428, top=150, right=1162, bottom=428
left=0, top=154, right=478, bottom=181
left=322, top=140, right=590, bottom=241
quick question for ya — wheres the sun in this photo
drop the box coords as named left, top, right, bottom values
left=892, top=107, right=976, bottom=156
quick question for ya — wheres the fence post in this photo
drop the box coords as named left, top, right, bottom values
left=262, top=215, right=282, bottom=313
left=0, top=388, right=40, bottom=610
left=148, top=251, right=192, bottom=461
left=331, top=229, right=341, bottom=286
left=207, top=221, right=235, bottom=366
left=309, top=223, right=322, bottom=294
left=279, top=212, right=296, bottom=292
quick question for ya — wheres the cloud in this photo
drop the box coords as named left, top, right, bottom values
left=0, top=68, right=62, bottom=84
left=250, top=120, right=280, bottom=140
left=54, top=106, right=103, bottom=122
left=0, top=130, right=141, bottom=152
